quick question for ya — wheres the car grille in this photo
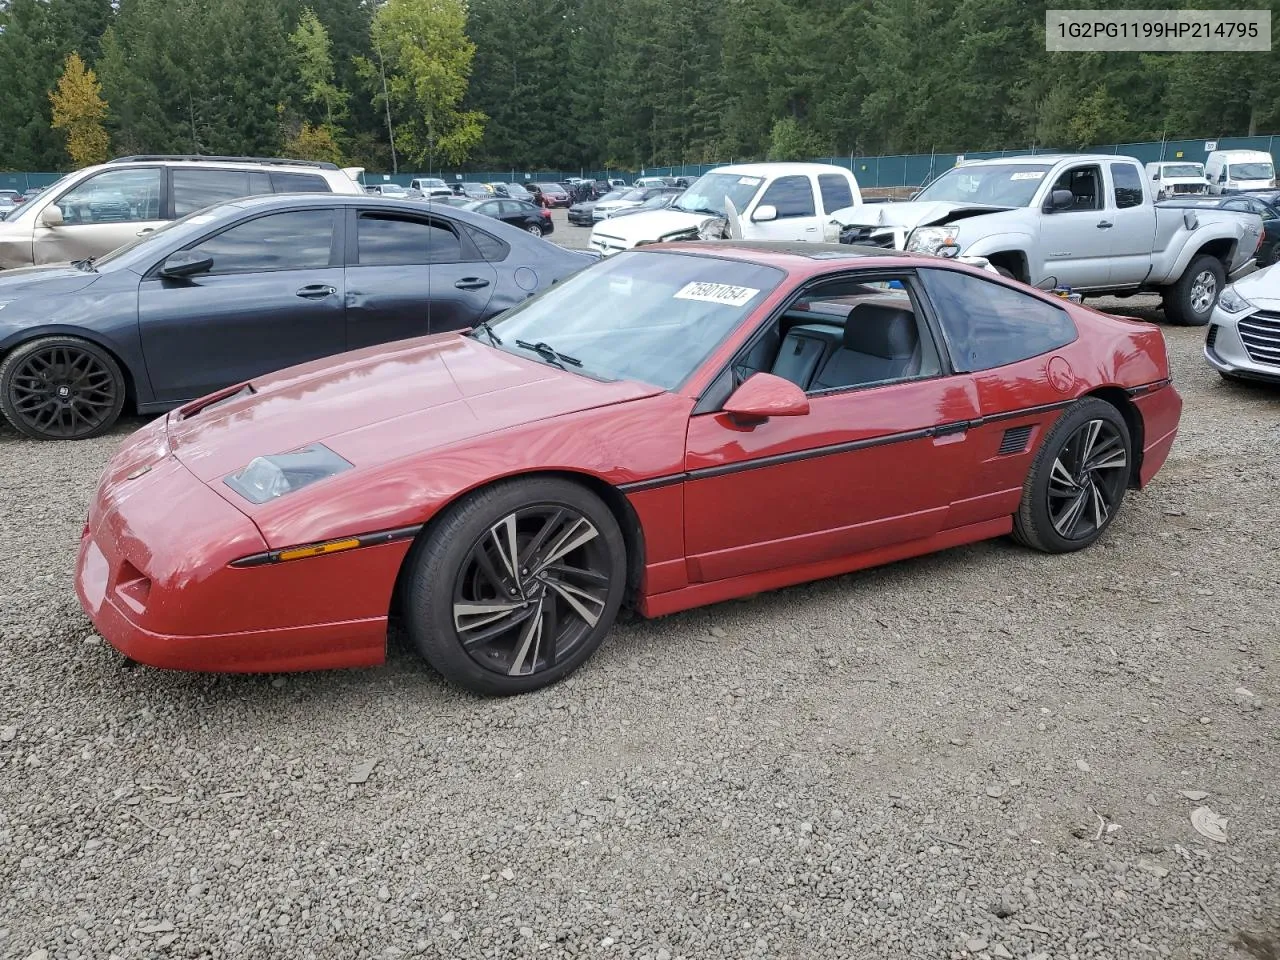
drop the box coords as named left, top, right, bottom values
left=1172, top=183, right=1206, bottom=194
left=589, top=234, right=628, bottom=255
left=998, top=425, right=1034, bottom=455
left=1238, top=311, right=1280, bottom=367
left=838, top=226, right=896, bottom=248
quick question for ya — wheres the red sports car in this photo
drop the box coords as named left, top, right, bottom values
left=75, top=242, right=1182, bottom=695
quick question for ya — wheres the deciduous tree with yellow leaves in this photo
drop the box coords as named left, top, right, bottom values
left=50, top=52, right=110, bottom=166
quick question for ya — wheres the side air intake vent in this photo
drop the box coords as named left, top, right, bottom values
left=998, top=424, right=1033, bottom=455
left=1205, top=324, right=1219, bottom=349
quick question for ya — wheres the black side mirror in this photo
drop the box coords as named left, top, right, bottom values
left=1043, top=189, right=1074, bottom=213
left=159, top=250, right=214, bottom=278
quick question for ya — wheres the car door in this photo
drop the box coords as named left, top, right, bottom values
left=1036, top=163, right=1113, bottom=289
left=915, top=266, right=1082, bottom=528
left=137, top=207, right=345, bottom=403
left=33, top=166, right=165, bottom=264
left=745, top=174, right=821, bottom=241
left=345, top=207, right=497, bottom=348
left=682, top=270, right=982, bottom=583
left=1104, top=162, right=1157, bottom=287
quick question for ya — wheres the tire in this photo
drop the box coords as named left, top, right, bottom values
left=1012, top=397, right=1132, bottom=554
left=1162, top=254, right=1224, bottom=326
left=404, top=477, right=627, bottom=696
left=0, top=335, right=126, bottom=440
left=994, top=265, right=1016, bottom=280
left=527, top=224, right=542, bottom=236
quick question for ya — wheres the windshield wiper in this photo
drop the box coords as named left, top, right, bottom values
left=515, top=339, right=582, bottom=369
left=72, top=256, right=97, bottom=272
left=676, top=205, right=722, bottom=217
left=472, top=318, right=502, bottom=346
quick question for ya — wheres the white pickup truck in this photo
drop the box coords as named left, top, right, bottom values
left=827, top=154, right=1264, bottom=325
left=588, top=162, right=863, bottom=256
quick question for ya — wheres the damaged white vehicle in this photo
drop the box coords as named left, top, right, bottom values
left=825, top=154, right=1263, bottom=324
left=588, top=162, right=863, bottom=256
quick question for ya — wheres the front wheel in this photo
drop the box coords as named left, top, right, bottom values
left=0, top=336, right=126, bottom=440
left=1013, top=398, right=1132, bottom=553
left=404, top=477, right=627, bottom=695
left=1162, top=255, right=1224, bottom=326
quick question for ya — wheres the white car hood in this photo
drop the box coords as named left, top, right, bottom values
left=1231, top=262, right=1280, bottom=307
left=827, top=200, right=1014, bottom=231
left=590, top=208, right=710, bottom=240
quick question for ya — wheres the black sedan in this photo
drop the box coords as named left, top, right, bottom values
left=463, top=198, right=553, bottom=237
left=0, top=194, right=595, bottom=440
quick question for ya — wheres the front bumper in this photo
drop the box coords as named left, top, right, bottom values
left=74, top=423, right=400, bottom=673
left=1203, top=308, right=1280, bottom=383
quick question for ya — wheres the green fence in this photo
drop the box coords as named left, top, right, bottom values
left=7, top=135, right=1279, bottom=193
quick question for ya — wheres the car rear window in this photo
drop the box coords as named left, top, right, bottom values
left=271, top=172, right=330, bottom=194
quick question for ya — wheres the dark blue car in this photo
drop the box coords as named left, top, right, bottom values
left=0, top=193, right=596, bottom=439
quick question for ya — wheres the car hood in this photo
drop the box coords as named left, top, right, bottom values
left=827, top=200, right=1015, bottom=231
left=165, top=332, right=663, bottom=483
left=0, top=263, right=102, bottom=296
left=592, top=209, right=709, bottom=239
left=1230, top=262, right=1280, bottom=306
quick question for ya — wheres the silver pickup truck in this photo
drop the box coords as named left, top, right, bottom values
left=827, top=154, right=1263, bottom=325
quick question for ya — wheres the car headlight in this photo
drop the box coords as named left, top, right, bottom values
left=1216, top=284, right=1252, bottom=314
left=224, top=444, right=353, bottom=504
left=905, top=225, right=960, bottom=255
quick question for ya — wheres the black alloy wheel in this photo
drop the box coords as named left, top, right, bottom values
left=405, top=478, right=627, bottom=695
left=1013, top=397, right=1132, bottom=553
left=0, top=336, right=126, bottom=440
left=1044, top=418, right=1129, bottom=541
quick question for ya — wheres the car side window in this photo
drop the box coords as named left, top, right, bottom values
left=356, top=213, right=464, bottom=265
left=271, top=172, right=330, bottom=194
left=185, top=209, right=336, bottom=275
left=1110, top=164, right=1144, bottom=209
left=464, top=224, right=509, bottom=262
left=172, top=169, right=253, bottom=217
left=1050, top=165, right=1103, bottom=211
left=759, top=176, right=816, bottom=218
left=1222, top=198, right=1251, bottom=213
left=55, top=167, right=162, bottom=225
left=918, top=268, right=1077, bottom=372
left=818, top=174, right=855, bottom=214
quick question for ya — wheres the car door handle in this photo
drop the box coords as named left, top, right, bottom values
left=454, top=277, right=491, bottom=290
left=1097, top=220, right=1114, bottom=229
left=296, top=284, right=337, bottom=299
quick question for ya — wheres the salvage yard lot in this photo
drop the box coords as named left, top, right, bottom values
left=1, top=302, right=1278, bottom=959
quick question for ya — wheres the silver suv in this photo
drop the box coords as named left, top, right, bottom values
left=0, top=155, right=365, bottom=270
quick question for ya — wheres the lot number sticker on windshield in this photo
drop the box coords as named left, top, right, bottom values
left=674, top=281, right=760, bottom=307
left=1010, top=172, right=1045, bottom=181
left=737, top=177, right=762, bottom=186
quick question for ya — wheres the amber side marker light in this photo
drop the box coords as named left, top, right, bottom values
left=278, top=538, right=360, bottom=562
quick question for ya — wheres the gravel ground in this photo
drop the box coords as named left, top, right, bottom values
left=1, top=291, right=1278, bottom=960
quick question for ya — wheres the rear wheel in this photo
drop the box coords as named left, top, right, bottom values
left=527, top=224, right=543, bottom=236
left=0, top=336, right=126, bottom=440
left=1162, top=255, right=1223, bottom=326
left=405, top=477, right=627, bottom=695
left=1013, top=398, right=1131, bottom=553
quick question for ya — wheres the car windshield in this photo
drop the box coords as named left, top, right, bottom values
left=421, top=179, right=446, bottom=188
left=1229, top=162, right=1274, bottom=180
left=478, top=251, right=784, bottom=390
left=598, top=190, right=625, bottom=202
left=915, top=164, right=1052, bottom=206
left=1162, top=164, right=1203, bottom=178
left=671, top=172, right=764, bottom=217
left=618, top=189, right=648, bottom=201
